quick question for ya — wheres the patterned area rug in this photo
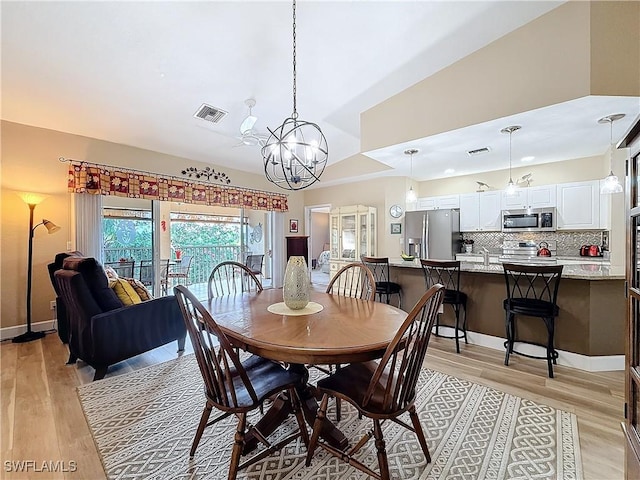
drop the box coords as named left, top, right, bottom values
left=77, top=355, right=583, bottom=479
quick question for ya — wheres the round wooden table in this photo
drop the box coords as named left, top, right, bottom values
left=203, top=288, right=407, bottom=452
left=205, top=288, right=407, bottom=364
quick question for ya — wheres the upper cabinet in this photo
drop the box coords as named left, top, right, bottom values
left=556, top=180, right=608, bottom=230
left=459, top=191, right=501, bottom=232
left=501, top=185, right=556, bottom=210
left=414, top=194, right=460, bottom=211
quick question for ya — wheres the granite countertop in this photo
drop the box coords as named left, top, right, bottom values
left=389, top=258, right=625, bottom=280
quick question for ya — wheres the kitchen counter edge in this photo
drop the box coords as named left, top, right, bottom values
left=389, top=258, right=625, bottom=280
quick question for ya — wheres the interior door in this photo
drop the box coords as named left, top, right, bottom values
left=624, top=121, right=640, bottom=479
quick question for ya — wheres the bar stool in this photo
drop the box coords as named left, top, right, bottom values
left=502, top=263, right=563, bottom=378
left=361, top=256, right=402, bottom=308
left=420, top=259, right=467, bottom=353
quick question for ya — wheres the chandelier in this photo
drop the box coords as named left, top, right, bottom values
left=262, top=0, right=328, bottom=191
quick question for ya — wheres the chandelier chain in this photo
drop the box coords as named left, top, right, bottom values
left=292, top=0, right=297, bottom=119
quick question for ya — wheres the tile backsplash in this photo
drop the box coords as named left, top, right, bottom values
left=462, top=231, right=606, bottom=256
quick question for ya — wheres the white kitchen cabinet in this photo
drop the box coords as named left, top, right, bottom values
left=501, top=185, right=556, bottom=210
left=459, top=191, right=501, bottom=231
left=416, top=194, right=460, bottom=210
left=416, top=197, right=437, bottom=210
left=556, top=180, right=601, bottom=230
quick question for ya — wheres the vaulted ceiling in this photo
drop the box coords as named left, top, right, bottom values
left=2, top=1, right=638, bottom=188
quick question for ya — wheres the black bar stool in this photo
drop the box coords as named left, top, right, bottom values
left=420, top=259, right=467, bottom=353
left=502, top=263, right=563, bottom=378
left=361, top=256, right=402, bottom=308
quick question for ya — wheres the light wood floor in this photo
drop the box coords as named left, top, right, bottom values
left=1, top=330, right=624, bottom=480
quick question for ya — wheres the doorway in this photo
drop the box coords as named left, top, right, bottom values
left=305, top=204, right=331, bottom=286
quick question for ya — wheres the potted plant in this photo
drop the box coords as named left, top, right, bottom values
left=463, top=239, right=474, bottom=253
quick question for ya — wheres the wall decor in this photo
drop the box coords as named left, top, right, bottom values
left=289, top=219, right=299, bottom=233
left=391, top=223, right=401, bottom=234
left=180, top=166, right=231, bottom=184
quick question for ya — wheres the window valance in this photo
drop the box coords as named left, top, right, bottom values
left=66, top=160, right=288, bottom=212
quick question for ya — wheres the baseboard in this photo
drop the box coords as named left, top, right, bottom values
left=434, top=326, right=624, bottom=372
left=0, top=320, right=56, bottom=342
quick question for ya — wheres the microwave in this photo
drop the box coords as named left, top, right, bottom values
left=502, top=208, right=556, bottom=232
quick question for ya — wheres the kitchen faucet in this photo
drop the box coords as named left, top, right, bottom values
left=482, top=247, right=490, bottom=266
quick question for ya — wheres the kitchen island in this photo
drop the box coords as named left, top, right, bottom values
left=388, top=258, right=625, bottom=361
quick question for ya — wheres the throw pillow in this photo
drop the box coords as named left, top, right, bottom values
left=110, top=278, right=142, bottom=306
left=104, top=266, right=119, bottom=280
left=123, top=277, right=153, bottom=301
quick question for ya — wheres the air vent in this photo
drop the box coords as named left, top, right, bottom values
left=467, top=147, right=491, bottom=156
left=194, top=104, right=228, bottom=124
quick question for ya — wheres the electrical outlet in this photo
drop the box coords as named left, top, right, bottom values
left=66, top=241, right=72, bottom=251
left=50, top=300, right=56, bottom=310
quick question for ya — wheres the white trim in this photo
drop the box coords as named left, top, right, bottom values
left=436, top=326, right=625, bottom=372
left=0, top=320, right=57, bottom=342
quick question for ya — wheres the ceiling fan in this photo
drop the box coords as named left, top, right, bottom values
left=235, top=98, right=268, bottom=147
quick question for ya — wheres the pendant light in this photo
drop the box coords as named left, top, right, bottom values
left=405, top=148, right=418, bottom=203
left=598, top=113, right=625, bottom=194
left=500, top=125, right=521, bottom=196
left=262, top=0, right=328, bottom=191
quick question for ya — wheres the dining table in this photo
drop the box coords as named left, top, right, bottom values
left=202, top=288, right=408, bottom=453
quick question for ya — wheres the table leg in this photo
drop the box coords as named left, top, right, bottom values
left=243, top=365, right=348, bottom=454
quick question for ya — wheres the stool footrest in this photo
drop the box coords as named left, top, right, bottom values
left=503, top=339, right=558, bottom=361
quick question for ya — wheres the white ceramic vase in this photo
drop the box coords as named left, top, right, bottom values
left=283, top=256, right=310, bottom=310
left=464, top=244, right=473, bottom=253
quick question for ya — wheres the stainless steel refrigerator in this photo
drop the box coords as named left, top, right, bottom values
left=404, top=209, right=460, bottom=260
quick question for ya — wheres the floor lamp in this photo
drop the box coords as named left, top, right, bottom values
left=13, top=192, right=61, bottom=343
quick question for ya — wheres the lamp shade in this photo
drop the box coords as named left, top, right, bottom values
left=17, top=191, right=48, bottom=206
left=42, top=219, right=61, bottom=234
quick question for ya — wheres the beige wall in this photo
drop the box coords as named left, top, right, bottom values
left=0, top=121, right=301, bottom=330
left=361, top=1, right=639, bottom=154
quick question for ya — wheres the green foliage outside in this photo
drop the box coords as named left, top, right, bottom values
left=170, top=221, right=240, bottom=248
left=103, top=218, right=240, bottom=249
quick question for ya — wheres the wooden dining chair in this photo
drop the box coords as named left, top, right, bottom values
left=305, top=284, right=445, bottom=480
left=173, top=285, right=309, bottom=479
left=326, top=262, right=376, bottom=301
left=324, top=262, right=376, bottom=421
left=208, top=261, right=263, bottom=299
